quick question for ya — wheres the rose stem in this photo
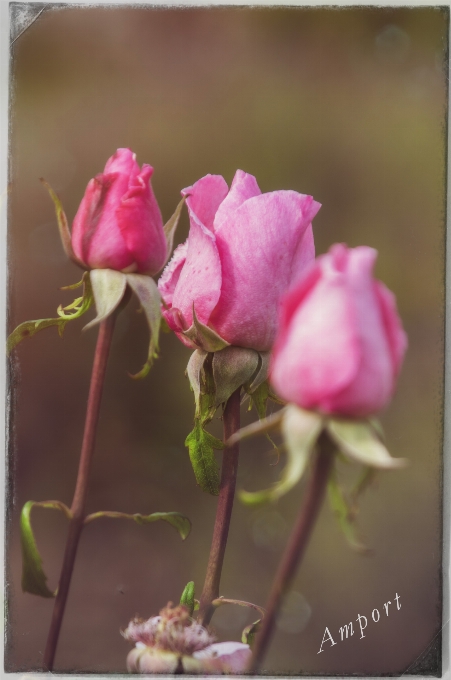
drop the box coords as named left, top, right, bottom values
left=43, top=313, right=117, bottom=671
left=198, top=387, right=241, bottom=626
left=247, top=432, right=335, bottom=674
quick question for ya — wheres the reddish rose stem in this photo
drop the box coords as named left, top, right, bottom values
left=43, top=314, right=116, bottom=671
left=198, top=388, right=241, bottom=626
left=247, top=433, right=335, bottom=674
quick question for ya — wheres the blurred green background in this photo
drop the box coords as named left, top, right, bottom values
left=6, top=5, right=447, bottom=675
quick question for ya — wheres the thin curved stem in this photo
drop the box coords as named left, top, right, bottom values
left=247, top=432, right=335, bottom=674
left=198, top=388, right=241, bottom=626
left=43, top=314, right=116, bottom=671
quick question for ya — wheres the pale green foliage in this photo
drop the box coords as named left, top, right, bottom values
left=7, top=273, right=93, bottom=354
left=84, top=510, right=191, bottom=540
left=326, top=418, right=407, bottom=469
left=20, top=500, right=71, bottom=598
left=83, top=269, right=127, bottom=331
left=126, top=274, right=162, bottom=379
left=240, top=406, right=323, bottom=506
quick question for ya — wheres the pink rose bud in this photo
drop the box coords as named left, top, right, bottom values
left=71, top=148, right=167, bottom=274
left=158, top=170, right=320, bottom=352
left=270, top=243, right=408, bottom=417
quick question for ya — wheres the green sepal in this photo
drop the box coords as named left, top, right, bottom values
left=245, top=351, right=270, bottom=394
left=186, top=350, right=209, bottom=413
left=185, top=346, right=269, bottom=496
left=7, top=273, right=94, bottom=355
left=183, top=306, right=230, bottom=353
left=351, top=464, right=377, bottom=500
left=180, top=581, right=196, bottom=615
left=40, top=178, right=85, bottom=268
left=163, top=197, right=185, bottom=267
left=185, top=422, right=223, bottom=496
left=248, top=380, right=269, bottom=421
left=83, top=269, right=127, bottom=331
left=226, top=408, right=285, bottom=448
left=242, top=619, right=261, bottom=647
left=326, top=418, right=407, bottom=469
left=239, top=406, right=323, bottom=506
left=212, top=346, right=259, bottom=408
left=20, top=500, right=72, bottom=598
left=327, top=468, right=370, bottom=554
left=83, top=510, right=191, bottom=540
left=126, top=274, right=162, bottom=379
left=161, top=316, right=171, bottom=333
left=57, top=272, right=94, bottom=320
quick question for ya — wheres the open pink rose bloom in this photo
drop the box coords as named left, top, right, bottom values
left=270, top=243, right=407, bottom=417
left=123, top=604, right=251, bottom=674
left=158, top=170, right=321, bottom=352
left=71, top=148, right=167, bottom=274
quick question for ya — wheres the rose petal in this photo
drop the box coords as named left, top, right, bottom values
left=72, top=172, right=133, bottom=272
left=171, top=212, right=222, bottom=329
left=270, top=255, right=360, bottom=410
left=213, top=169, right=261, bottom=231
left=193, top=641, right=252, bottom=674
left=182, top=174, right=228, bottom=232
left=209, top=191, right=318, bottom=351
left=374, top=280, right=408, bottom=377
left=104, top=147, right=140, bottom=177
left=116, top=164, right=166, bottom=274
left=128, top=647, right=179, bottom=674
left=329, top=247, right=395, bottom=416
left=158, top=240, right=188, bottom=308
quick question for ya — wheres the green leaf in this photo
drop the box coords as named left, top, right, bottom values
left=185, top=422, right=222, bottom=495
left=84, top=510, right=191, bottom=540
left=40, top=178, right=85, bottom=268
left=163, top=197, right=185, bottom=266
left=7, top=317, right=68, bottom=355
left=239, top=406, right=323, bottom=506
left=326, top=418, right=408, bottom=469
left=20, top=500, right=72, bottom=597
left=328, top=469, right=370, bottom=554
left=180, top=581, right=196, bottom=615
left=242, top=619, right=261, bottom=647
left=83, top=269, right=127, bottom=331
left=126, top=274, right=162, bottom=379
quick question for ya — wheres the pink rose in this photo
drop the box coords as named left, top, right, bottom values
left=270, top=243, right=407, bottom=417
left=71, top=148, right=167, bottom=274
left=123, top=606, right=251, bottom=675
left=158, top=170, right=320, bottom=352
